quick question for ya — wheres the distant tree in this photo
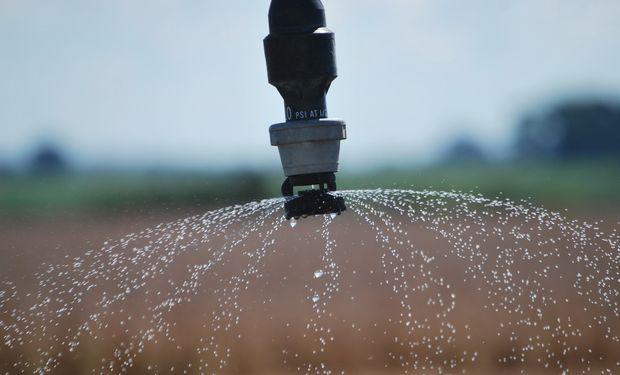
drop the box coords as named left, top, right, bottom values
left=516, top=99, right=620, bottom=160
left=29, top=143, right=68, bottom=174
left=442, top=136, right=487, bottom=164
left=0, top=160, right=12, bottom=177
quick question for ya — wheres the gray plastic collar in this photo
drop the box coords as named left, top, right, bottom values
left=269, top=119, right=346, bottom=177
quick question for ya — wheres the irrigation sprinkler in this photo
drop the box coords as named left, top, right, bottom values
left=264, top=0, right=347, bottom=220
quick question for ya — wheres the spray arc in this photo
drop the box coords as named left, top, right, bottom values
left=264, top=0, right=347, bottom=220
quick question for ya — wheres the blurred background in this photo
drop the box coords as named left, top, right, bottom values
left=1, top=0, right=620, bottom=220
left=2, top=1, right=620, bottom=373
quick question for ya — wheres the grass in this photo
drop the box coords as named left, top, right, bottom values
left=339, top=160, right=620, bottom=208
left=0, top=171, right=271, bottom=218
left=1, top=160, right=619, bottom=218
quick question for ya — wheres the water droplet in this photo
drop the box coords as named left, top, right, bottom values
left=330, top=213, right=337, bottom=219
left=290, top=219, right=297, bottom=228
left=314, top=270, right=324, bottom=279
left=312, top=295, right=320, bottom=303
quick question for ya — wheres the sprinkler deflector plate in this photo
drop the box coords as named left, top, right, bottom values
left=284, top=190, right=346, bottom=220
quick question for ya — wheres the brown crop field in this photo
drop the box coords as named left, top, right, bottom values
left=1, top=205, right=619, bottom=374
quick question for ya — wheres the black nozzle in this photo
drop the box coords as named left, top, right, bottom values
left=268, top=0, right=327, bottom=35
left=284, top=190, right=346, bottom=220
left=264, top=0, right=337, bottom=123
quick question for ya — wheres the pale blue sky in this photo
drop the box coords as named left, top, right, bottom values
left=2, top=0, right=620, bottom=170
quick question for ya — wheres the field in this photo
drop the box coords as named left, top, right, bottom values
left=1, top=161, right=620, bottom=219
left=1, top=183, right=619, bottom=373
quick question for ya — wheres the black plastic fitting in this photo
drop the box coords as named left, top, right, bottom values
left=264, top=0, right=337, bottom=123
left=284, top=190, right=346, bottom=220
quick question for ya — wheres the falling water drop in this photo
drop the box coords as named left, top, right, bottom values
left=314, top=270, right=324, bottom=279
left=290, top=219, right=297, bottom=228
left=312, top=295, right=320, bottom=303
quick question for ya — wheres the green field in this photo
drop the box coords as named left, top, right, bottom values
left=1, top=161, right=619, bottom=218
left=339, top=161, right=620, bottom=208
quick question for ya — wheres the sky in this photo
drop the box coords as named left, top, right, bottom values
left=1, top=0, right=620, bottom=171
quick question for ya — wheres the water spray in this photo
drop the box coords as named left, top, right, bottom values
left=264, top=0, right=347, bottom=220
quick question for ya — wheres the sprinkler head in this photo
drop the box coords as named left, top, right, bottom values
left=264, top=0, right=348, bottom=219
left=284, top=190, right=346, bottom=221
